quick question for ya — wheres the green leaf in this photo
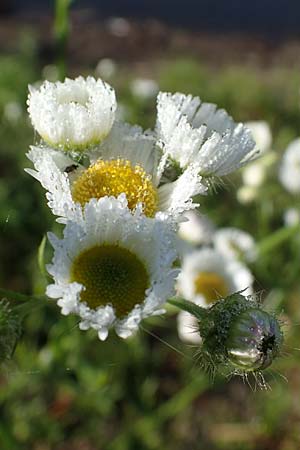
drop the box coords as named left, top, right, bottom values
left=37, top=235, right=48, bottom=278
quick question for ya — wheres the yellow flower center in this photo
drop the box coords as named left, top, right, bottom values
left=70, top=245, right=149, bottom=318
left=72, top=159, right=158, bottom=217
left=194, top=272, right=229, bottom=304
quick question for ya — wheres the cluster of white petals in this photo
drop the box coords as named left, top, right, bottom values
left=26, top=76, right=258, bottom=341
left=156, top=92, right=257, bottom=177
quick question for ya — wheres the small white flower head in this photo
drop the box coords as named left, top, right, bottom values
left=26, top=121, right=207, bottom=222
left=107, top=17, right=131, bottom=37
left=46, top=195, right=179, bottom=340
left=27, top=76, right=116, bottom=151
left=42, top=64, right=59, bottom=82
left=3, top=101, right=23, bottom=123
left=213, top=227, right=257, bottom=262
left=130, top=78, right=159, bottom=100
left=242, top=121, right=275, bottom=189
left=177, top=247, right=253, bottom=308
left=242, top=152, right=276, bottom=189
left=95, top=58, right=116, bottom=79
left=283, top=208, right=300, bottom=227
left=156, top=92, right=257, bottom=177
left=242, top=160, right=266, bottom=188
left=236, top=185, right=258, bottom=204
left=178, top=210, right=215, bottom=245
left=177, top=310, right=202, bottom=344
left=279, top=138, right=300, bottom=194
left=245, top=121, right=272, bottom=155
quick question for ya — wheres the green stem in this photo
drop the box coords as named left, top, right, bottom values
left=168, top=297, right=208, bottom=321
left=54, top=0, right=73, bottom=80
left=0, top=288, right=47, bottom=304
left=256, top=225, right=300, bottom=256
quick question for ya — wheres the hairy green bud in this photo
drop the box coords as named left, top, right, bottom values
left=169, top=293, right=283, bottom=374
left=0, top=299, right=22, bottom=363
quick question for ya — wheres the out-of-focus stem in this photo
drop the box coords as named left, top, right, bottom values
left=0, top=288, right=47, bottom=304
left=256, top=224, right=300, bottom=256
left=54, top=0, right=73, bottom=80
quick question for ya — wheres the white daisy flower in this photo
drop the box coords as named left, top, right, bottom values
left=156, top=92, right=257, bottom=177
left=283, top=208, right=300, bottom=227
left=26, top=121, right=207, bottom=222
left=27, top=76, right=116, bottom=151
left=178, top=210, right=215, bottom=245
left=279, top=138, right=300, bottom=194
left=177, top=247, right=253, bottom=308
left=130, top=78, right=159, bottom=100
left=46, top=195, right=179, bottom=340
left=213, top=227, right=257, bottom=262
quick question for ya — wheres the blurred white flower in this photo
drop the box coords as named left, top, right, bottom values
left=131, top=78, right=159, bottom=100
left=177, top=247, right=253, bottom=309
left=242, top=120, right=275, bottom=190
left=3, top=101, right=22, bottom=123
left=27, top=76, right=116, bottom=151
left=107, top=17, right=130, bottom=37
left=279, top=138, right=300, bottom=194
left=115, top=103, right=128, bottom=121
left=283, top=208, right=300, bottom=227
left=242, top=161, right=266, bottom=188
left=178, top=210, right=215, bottom=245
left=42, top=64, right=59, bottom=82
left=237, top=185, right=258, bottom=204
left=245, top=121, right=272, bottom=155
left=213, top=227, right=257, bottom=262
left=156, top=92, right=257, bottom=177
left=47, top=195, right=178, bottom=340
left=240, top=152, right=276, bottom=202
left=96, top=58, right=116, bottom=79
left=177, top=310, right=201, bottom=344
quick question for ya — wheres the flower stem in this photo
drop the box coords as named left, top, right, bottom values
left=256, top=224, right=300, bottom=256
left=54, top=0, right=73, bottom=79
left=0, top=288, right=47, bottom=304
left=167, top=297, right=208, bottom=321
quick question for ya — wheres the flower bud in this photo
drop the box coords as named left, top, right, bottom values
left=170, top=293, right=283, bottom=375
left=197, top=293, right=283, bottom=373
left=226, top=309, right=283, bottom=371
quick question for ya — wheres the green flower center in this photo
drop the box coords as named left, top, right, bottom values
left=70, top=245, right=149, bottom=318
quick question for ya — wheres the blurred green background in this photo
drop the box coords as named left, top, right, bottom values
left=1, top=2, right=300, bottom=449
